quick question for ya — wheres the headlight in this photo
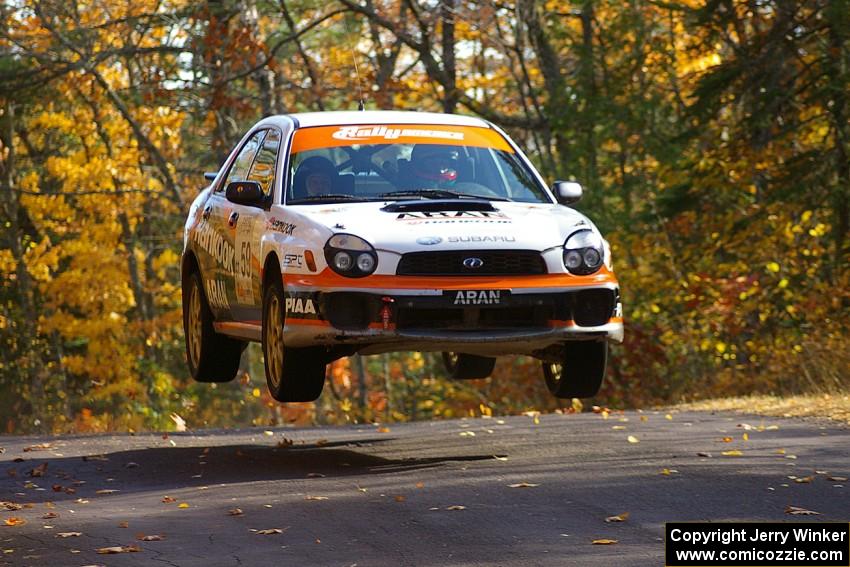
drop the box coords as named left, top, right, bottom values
left=324, top=234, right=378, bottom=277
left=563, top=229, right=604, bottom=275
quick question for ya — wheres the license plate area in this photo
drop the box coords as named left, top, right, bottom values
left=443, top=289, right=511, bottom=307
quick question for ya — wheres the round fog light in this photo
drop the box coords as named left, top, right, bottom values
left=564, top=250, right=583, bottom=270
left=333, top=251, right=353, bottom=271
left=356, top=253, right=375, bottom=272
left=583, top=248, right=601, bottom=267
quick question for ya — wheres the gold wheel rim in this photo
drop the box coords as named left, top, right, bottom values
left=267, top=295, right=284, bottom=389
left=188, top=281, right=203, bottom=367
left=548, top=363, right=563, bottom=385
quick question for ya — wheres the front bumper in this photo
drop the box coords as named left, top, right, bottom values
left=282, top=282, right=623, bottom=356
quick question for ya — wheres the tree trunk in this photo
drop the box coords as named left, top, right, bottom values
left=440, top=0, right=457, bottom=113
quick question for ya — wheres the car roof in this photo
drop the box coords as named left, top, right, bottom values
left=255, top=110, right=492, bottom=131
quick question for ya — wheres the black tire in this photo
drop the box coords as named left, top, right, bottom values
left=441, top=352, right=496, bottom=380
left=543, top=341, right=608, bottom=398
left=182, top=270, right=243, bottom=383
left=262, top=274, right=327, bottom=402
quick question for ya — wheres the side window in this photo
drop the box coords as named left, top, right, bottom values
left=247, top=129, right=281, bottom=196
left=219, top=130, right=266, bottom=191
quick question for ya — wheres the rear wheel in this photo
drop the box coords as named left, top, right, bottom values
left=262, top=274, right=326, bottom=402
left=543, top=341, right=608, bottom=398
left=182, top=270, right=243, bottom=383
left=441, top=352, right=496, bottom=380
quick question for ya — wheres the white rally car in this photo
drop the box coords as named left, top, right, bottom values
left=181, top=111, right=623, bottom=402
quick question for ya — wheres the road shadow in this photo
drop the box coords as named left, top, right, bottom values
left=1, top=440, right=505, bottom=505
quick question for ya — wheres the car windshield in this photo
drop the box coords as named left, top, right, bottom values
left=285, top=124, right=551, bottom=204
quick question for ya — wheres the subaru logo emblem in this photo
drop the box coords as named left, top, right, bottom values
left=463, top=257, right=484, bottom=269
left=416, top=236, right=442, bottom=245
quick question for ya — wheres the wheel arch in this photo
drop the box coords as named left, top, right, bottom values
left=262, top=251, right=282, bottom=288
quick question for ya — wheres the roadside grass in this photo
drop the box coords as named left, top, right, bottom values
left=676, top=393, right=850, bottom=425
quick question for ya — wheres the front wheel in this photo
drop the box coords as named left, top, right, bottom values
left=441, top=352, right=496, bottom=380
left=182, top=270, right=244, bottom=383
left=262, top=275, right=327, bottom=402
left=543, top=341, right=608, bottom=398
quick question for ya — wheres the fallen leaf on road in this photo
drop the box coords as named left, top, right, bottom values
left=29, top=463, right=48, bottom=477
left=276, top=438, right=294, bottom=448
left=125, top=462, right=139, bottom=469
left=592, top=539, right=618, bottom=545
left=627, top=435, right=639, bottom=444
left=507, top=482, right=539, bottom=488
left=394, top=495, right=406, bottom=502
left=446, top=505, right=466, bottom=511
left=697, top=452, right=712, bottom=458
left=665, top=414, right=673, bottom=420
left=96, top=545, right=141, bottom=554
left=721, top=450, right=743, bottom=457
left=766, top=425, right=779, bottom=430
left=1, top=503, right=22, bottom=511
left=776, top=448, right=786, bottom=455
left=306, top=473, right=325, bottom=478
left=136, top=534, right=164, bottom=541
left=305, top=496, right=328, bottom=501
left=459, top=431, right=475, bottom=437
left=785, top=505, right=819, bottom=515
left=228, top=508, right=243, bottom=516
left=612, top=425, right=626, bottom=430
left=161, top=496, right=177, bottom=503
left=56, top=532, right=82, bottom=538
left=721, top=437, right=733, bottom=443
left=415, top=482, right=425, bottom=489
left=794, top=476, right=814, bottom=484
left=263, top=430, right=274, bottom=436
left=640, top=415, right=648, bottom=422
left=3, top=518, right=26, bottom=526
left=355, top=485, right=367, bottom=493
left=23, top=443, right=52, bottom=452
left=118, top=522, right=129, bottom=528
left=605, top=512, right=629, bottom=523
left=82, top=454, right=108, bottom=462
left=315, top=439, right=328, bottom=446
left=827, top=476, right=848, bottom=482
left=254, top=528, right=285, bottom=535
left=660, top=469, right=679, bottom=476
left=742, top=433, right=749, bottom=441
left=96, top=489, right=119, bottom=495
left=377, top=427, right=390, bottom=433
left=42, top=512, right=58, bottom=519
left=177, top=503, right=189, bottom=509
left=493, top=455, right=509, bottom=461
left=75, top=498, right=90, bottom=504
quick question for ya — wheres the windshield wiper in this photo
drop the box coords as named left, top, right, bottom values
left=288, top=194, right=361, bottom=204
left=379, top=189, right=510, bottom=201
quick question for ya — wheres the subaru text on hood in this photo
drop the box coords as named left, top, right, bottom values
left=181, top=111, right=623, bottom=402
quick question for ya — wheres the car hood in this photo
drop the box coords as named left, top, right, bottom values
left=291, top=200, right=595, bottom=253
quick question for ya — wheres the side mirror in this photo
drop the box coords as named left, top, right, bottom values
left=204, top=172, right=218, bottom=182
left=553, top=181, right=583, bottom=205
left=225, top=181, right=265, bottom=207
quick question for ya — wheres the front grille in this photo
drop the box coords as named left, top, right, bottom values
left=396, top=250, right=546, bottom=276
left=396, top=305, right=553, bottom=331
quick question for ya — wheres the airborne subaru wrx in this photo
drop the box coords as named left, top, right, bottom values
left=181, top=111, right=623, bottom=402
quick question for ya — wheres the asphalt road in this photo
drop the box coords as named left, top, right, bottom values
left=1, top=410, right=848, bottom=566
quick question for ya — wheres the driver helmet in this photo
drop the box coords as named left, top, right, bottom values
left=293, top=156, right=338, bottom=199
left=410, top=145, right=460, bottom=187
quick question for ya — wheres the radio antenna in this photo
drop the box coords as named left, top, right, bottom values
left=341, top=13, right=366, bottom=111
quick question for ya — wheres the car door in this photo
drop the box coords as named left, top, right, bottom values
left=199, top=130, right=265, bottom=321
left=229, top=128, right=282, bottom=324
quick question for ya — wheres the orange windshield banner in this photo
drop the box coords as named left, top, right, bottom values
left=291, top=124, right=514, bottom=153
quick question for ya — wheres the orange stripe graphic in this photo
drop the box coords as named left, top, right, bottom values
left=291, top=125, right=514, bottom=153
